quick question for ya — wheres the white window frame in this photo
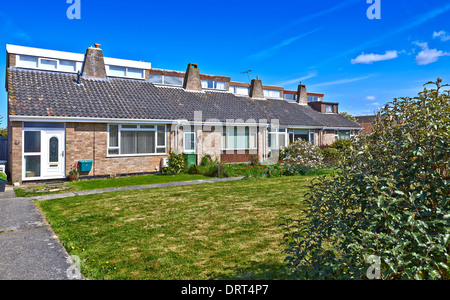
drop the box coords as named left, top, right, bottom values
left=263, top=89, right=282, bottom=99
left=268, top=127, right=287, bottom=150
left=107, top=65, right=145, bottom=80
left=17, top=55, right=78, bottom=73
left=183, top=130, right=196, bottom=153
left=107, top=124, right=167, bottom=157
left=201, top=80, right=227, bottom=90
left=221, top=126, right=257, bottom=151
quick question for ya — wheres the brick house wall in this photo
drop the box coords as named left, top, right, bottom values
left=66, top=122, right=170, bottom=178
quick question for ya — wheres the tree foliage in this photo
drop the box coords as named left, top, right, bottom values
left=282, top=79, right=449, bottom=279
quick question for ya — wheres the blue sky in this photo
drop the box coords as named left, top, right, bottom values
left=1, top=0, right=450, bottom=127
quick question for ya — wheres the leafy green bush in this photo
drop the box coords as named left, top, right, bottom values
left=321, top=147, right=341, bottom=166
left=244, top=163, right=283, bottom=179
left=189, top=155, right=229, bottom=177
left=166, top=151, right=186, bottom=174
left=328, top=138, right=352, bottom=151
left=283, top=79, right=449, bottom=280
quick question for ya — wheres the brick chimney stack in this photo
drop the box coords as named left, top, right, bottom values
left=296, top=82, right=308, bottom=105
left=82, top=44, right=107, bottom=79
left=183, top=63, right=202, bottom=91
left=249, top=76, right=264, bottom=99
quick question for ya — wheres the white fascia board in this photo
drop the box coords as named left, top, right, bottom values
left=104, top=57, right=151, bottom=70
left=7, top=44, right=151, bottom=69
left=7, top=44, right=85, bottom=62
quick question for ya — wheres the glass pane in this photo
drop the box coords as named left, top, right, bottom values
left=157, top=126, right=165, bottom=146
left=25, top=155, right=41, bottom=177
left=109, top=65, right=127, bottom=77
left=156, top=147, right=166, bottom=154
left=127, top=68, right=144, bottom=79
left=185, top=133, right=195, bottom=151
left=140, top=125, right=155, bottom=129
left=108, top=148, right=119, bottom=155
left=235, top=86, right=249, bottom=95
left=164, top=76, right=183, bottom=86
left=49, top=137, right=59, bottom=162
left=148, top=74, right=163, bottom=84
left=109, top=125, right=119, bottom=147
left=215, top=81, right=226, bottom=90
left=41, top=59, right=58, bottom=70
left=121, top=131, right=137, bottom=154
left=24, top=131, right=41, bottom=153
left=23, top=122, right=64, bottom=129
left=279, top=134, right=286, bottom=149
left=137, top=131, right=155, bottom=154
left=59, top=60, right=76, bottom=72
left=19, top=55, right=38, bottom=68
left=121, top=125, right=138, bottom=129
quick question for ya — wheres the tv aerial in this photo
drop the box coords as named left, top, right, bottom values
left=240, top=69, right=252, bottom=83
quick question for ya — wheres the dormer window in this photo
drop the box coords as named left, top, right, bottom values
left=229, top=86, right=249, bottom=95
left=326, top=105, right=333, bottom=113
left=17, top=55, right=78, bottom=73
left=263, top=89, right=281, bottom=99
left=107, top=65, right=145, bottom=79
left=201, top=80, right=226, bottom=90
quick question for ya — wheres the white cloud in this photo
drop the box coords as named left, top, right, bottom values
left=365, top=96, right=376, bottom=101
left=310, top=75, right=373, bottom=88
left=414, top=42, right=450, bottom=65
left=275, top=73, right=318, bottom=86
left=433, top=30, right=450, bottom=41
left=351, top=51, right=399, bottom=64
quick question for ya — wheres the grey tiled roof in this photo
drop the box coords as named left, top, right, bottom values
left=7, top=68, right=361, bottom=129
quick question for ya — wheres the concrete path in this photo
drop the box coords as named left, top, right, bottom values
left=0, top=186, right=81, bottom=280
left=32, top=176, right=244, bottom=201
left=0, top=176, right=243, bottom=279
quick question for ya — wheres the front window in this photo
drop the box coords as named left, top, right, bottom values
left=222, top=126, right=257, bottom=150
left=334, top=130, right=351, bottom=141
left=108, top=124, right=166, bottom=156
left=268, top=127, right=287, bottom=150
left=184, top=129, right=196, bottom=153
left=288, top=129, right=316, bottom=145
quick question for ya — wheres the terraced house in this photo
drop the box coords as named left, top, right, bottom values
left=5, top=44, right=361, bottom=184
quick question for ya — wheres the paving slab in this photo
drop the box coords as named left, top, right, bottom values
left=0, top=186, right=81, bottom=280
left=32, top=176, right=245, bottom=201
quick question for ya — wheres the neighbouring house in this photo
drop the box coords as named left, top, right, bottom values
left=355, top=115, right=377, bottom=135
left=5, top=44, right=361, bottom=184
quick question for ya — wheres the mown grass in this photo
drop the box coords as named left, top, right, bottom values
left=14, top=173, right=211, bottom=197
left=36, top=175, right=321, bottom=280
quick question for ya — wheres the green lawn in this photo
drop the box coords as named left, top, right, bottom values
left=36, top=175, right=319, bottom=280
left=14, top=173, right=211, bottom=197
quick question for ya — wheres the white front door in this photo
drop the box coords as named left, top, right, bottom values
left=41, top=130, right=65, bottom=178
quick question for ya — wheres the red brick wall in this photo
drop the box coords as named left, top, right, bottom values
left=66, top=122, right=170, bottom=177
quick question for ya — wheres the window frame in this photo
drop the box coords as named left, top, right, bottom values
left=183, top=129, right=196, bottom=153
left=17, top=55, right=78, bottom=73
left=107, top=65, right=145, bottom=80
left=221, top=126, right=257, bottom=151
left=107, top=124, right=167, bottom=157
left=269, top=127, right=287, bottom=150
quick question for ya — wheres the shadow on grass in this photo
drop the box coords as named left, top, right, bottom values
left=208, top=261, right=302, bottom=280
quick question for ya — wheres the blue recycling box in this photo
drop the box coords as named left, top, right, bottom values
left=78, top=160, right=93, bottom=172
